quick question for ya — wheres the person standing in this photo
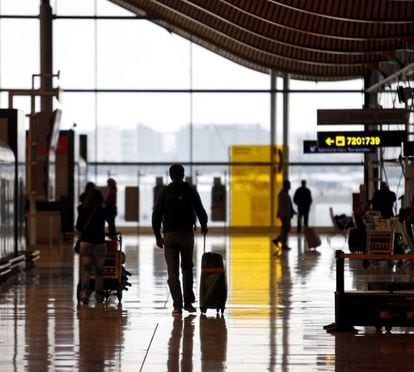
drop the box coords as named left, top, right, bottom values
left=293, top=180, right=312, bottom=233
left=152, top=164, right=208, bottom=316
left=371, top=181, right=396, bottom=218
left=75, top=189, right=109, bottom=304
left=273, top=180, right=295, bottom=250
left=104, top=178, right=118, bottom=237
left=379, top=181, right=397, bottom=218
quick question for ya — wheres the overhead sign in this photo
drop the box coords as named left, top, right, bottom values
left=317, top=108, right=407, bottom=125
left=303, top=140, right=375, bottom=154
left=317, top=131, right=405, bottom=149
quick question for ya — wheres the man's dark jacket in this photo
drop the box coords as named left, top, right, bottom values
left=152, top=181, right=208, bottom=240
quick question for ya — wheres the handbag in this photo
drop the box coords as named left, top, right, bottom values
left=74, top=208, right=97, bottom=254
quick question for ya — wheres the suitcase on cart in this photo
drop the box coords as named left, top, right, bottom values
left=303, top=226, right=321, bottom=248
left=199, top=236, right=227, bottom=314
left=348, top=226, right=366, bottom=253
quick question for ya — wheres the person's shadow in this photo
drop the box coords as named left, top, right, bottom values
left=167, top=315, right=196, bottom=371
left=167, top=314, right=228, bottom=371
left=77, top=304, right=126, bottom=371
left=199, top=314, right=227, bottom=371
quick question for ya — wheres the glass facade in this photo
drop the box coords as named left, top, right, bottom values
left=1, top=1, right=406, bottom=227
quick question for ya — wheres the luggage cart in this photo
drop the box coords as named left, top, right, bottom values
left=362, top=215, right=394, bottom=269
left=76, top=233, right=130, bottom=303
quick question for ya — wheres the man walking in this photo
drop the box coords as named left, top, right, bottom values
left=293, top=180, right=312, bottom=233
left=152, top=164, right=208, bottom=315
left=273, top=180, right=295, bottom=250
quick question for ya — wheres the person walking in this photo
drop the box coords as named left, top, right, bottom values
left=152, top=164, right=208, bottom=316
left=79, top=181, right=96, bottom=205
left=273, top=180, right=295, bottom=250
left=104, top=178, right=118, bottom=237
left=75, top=188, right=109, bottom=305
left=293, top=180, right=312, bottom=233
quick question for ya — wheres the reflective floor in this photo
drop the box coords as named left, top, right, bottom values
left=2, top=233, right=414, bottom=371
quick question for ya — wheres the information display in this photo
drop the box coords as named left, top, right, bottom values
left=317, top=131, right=405, bottom=149
left=303, top=140, right=375, bottom=153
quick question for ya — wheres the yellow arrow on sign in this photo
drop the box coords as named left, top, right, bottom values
left=325, top=137, right=334, bottom=146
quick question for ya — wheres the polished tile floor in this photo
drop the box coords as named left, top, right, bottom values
left=2, top=232, right=414, bottom=371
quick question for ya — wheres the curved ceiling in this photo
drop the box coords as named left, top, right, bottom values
left=110, top=0, right=414, bottom=82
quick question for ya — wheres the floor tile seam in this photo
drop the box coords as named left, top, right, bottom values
left=139, top=322, right=159, bottom=372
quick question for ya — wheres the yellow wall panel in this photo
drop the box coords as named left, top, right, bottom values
left=230, top=145, right=284, bottom=227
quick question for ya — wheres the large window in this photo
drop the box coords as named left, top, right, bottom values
left=0, top=1, right=374, bottom=227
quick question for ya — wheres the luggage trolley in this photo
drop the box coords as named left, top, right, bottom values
left=76, top=233, right=130, bottom=303
left=363, top=215, right=394, bottom=268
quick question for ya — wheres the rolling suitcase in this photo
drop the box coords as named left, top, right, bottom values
left=199, top=235, right=227, bottom=314
left=348, top=226, right=366, bottom=253
left=303, top=226, right=321, bottom=248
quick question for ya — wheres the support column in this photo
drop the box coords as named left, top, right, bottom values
left=404, top=111, right=414, bottom=207
left=40, top=0, right=53, bottom=114
left=363, top=73, right=380, bottom=201
left=270, top=71, right=277, bottom=227
left=282, top=73, right=289, bottom=180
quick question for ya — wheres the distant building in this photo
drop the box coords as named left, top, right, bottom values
left=176, top=124, right=269, bottom=161
left=85, top=124, right=164, bottom=162
left=83, top=123, right=332, bottom=163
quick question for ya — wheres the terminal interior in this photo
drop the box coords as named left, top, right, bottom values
left=1, top=1, right=414, bottom=371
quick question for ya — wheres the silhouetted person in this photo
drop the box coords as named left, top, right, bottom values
left=293, top=180, right=312, bottom=233
left=372, top=181, right=396, bottom=218
left=273, top=180, right=295, bottom=250
left=78, top=181, right=96, bottom=213
left=75, top=189, right=109, bottom=304
left=104, top=178, right=118, bottom=236
left=152, top=164, right=208, bottom=315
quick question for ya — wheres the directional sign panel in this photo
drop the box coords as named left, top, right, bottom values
left=303, top=140, right=375, bottom=153
left=317, top=131, right=405, bottom=149
left=317, top=108, right=407, bottom=125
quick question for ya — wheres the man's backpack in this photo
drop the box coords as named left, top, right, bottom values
left=162, top=182, right=196, bottom=230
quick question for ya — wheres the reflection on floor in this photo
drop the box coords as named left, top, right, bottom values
left=2, top=233, right=414, bottom=371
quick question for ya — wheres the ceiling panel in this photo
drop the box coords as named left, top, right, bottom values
left=109, top=0, right=414, bottom=81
